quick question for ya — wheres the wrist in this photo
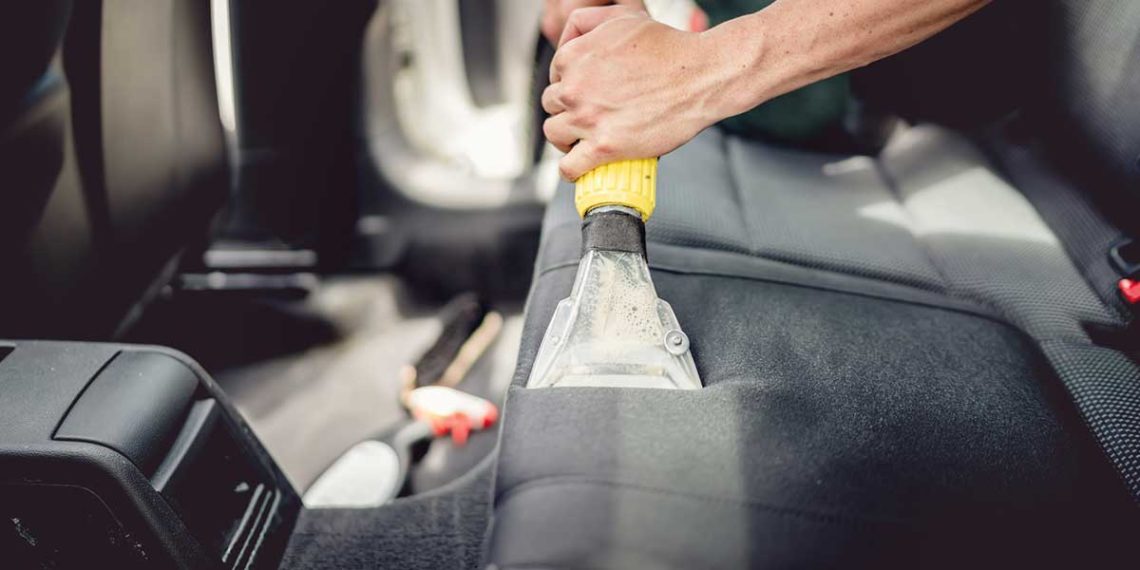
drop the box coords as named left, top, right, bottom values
left=699, top=12, right=782, bottom=120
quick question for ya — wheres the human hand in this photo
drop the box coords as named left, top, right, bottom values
left=542, top=5, right=733, bottom=180
left=541, top=0, right=648, bottom=46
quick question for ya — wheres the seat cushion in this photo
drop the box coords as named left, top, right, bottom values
left=493, top=273, right=1136, bottom=568
left=491, top=124, right=1140, bottom=567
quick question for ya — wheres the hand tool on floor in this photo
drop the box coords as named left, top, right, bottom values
left=526, top=159, right=702, bottom=389
left=396, top=292, right=503, bottom=446
left=304, top=295, right=502, bottom=507
left=306, top=386, right=498, bottom=507
left=398, top=293, right=502, bottom=392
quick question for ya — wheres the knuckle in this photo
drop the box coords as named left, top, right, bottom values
left=568, top=114, right=592, bottom=131
left=593, top=137, right=617, bottom=159
left=575, top=108, right=597, bottom=128
left=542, top=118, right=559, bottom=140
left=560, top=36, right=583, bottom=56
left=551, top=54, right=566, bottom=73
left=559, top=87, right=579, bottom=107
left=559, top=78, right=586, bottom=104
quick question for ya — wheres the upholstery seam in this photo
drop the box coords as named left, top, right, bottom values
left=542, top=224, right=939, bottom=290
left=871, top=156, right=956, bottom=291
left=497, top=475, right=909, bottom=529
left=722, top=135, right=758, bottom=255
left=975, top=134, right=1133, bottom=325
left=533, top=257, right=1017, bottom=330
left=871, top=149, right=1095, bottom=346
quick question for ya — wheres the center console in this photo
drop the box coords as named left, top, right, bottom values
left=0, top=341, right=299, bottom=569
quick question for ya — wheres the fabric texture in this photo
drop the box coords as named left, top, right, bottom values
left=879, top=125, right=1122, bottom=342
left=281, top=462, right=494, bottom=569
left=493, top=269, right=1138, bottom=568
left=495, top=115, right=1140, bottom=568
left=1030, top=1, right=1140, bottom=208
left=982, top=128, right=1133, bottom=322
left=1042, top=341, right=1140, bottom=499
left=493, top=1, right=1140, bottom=566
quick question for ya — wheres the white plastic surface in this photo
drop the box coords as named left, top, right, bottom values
left=302, top=440, right=402, bottom=508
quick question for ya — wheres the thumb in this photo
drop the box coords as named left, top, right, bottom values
left=558, top=5, right=639, bottom=48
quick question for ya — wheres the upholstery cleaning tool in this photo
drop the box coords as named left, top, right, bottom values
left=304, top=387, right=497, bottom=507
left=527, top=159, right=702, bottom=389
left=399, top=293, right=492, bottom=392
left=304, top=297, right=501, bottom=507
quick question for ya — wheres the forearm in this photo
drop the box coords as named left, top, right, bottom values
left=705, top=0, right=990, bottom=118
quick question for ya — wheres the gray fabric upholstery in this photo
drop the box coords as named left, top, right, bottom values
left=983, top=131, right=1133, bottom=321
left=494, top=1, right=1140, bottom=565
left=880, top=126, right=1122, bottom=342
left=1031, top=1, right=1140, bottom=206
left=544, top=129, right=945, bottom=290
left=542, top=126, right=1125, bottom=343
left=1043, top=341, right=1140, bottom=498
left=282, top=461, right=493, bottom=569
left=493, top=120, right=1140, bottom=567
left=494, top=263, right=1137, bottom=568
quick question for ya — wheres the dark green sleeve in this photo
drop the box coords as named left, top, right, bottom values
left=695, top=0, right=850, bottom=142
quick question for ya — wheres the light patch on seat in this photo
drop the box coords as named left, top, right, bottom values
left=881, top=124, right=1117, bottom=341
left=856, top=200, right=912, bottom=230
left=904, top=166, right=1059, bottom=245
left=822, top=156, right=876, bottom=177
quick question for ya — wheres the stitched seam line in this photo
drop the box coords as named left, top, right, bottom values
left=532, top=255, right=1020, bottom=331
left=497, top=475, right=908, bottom=529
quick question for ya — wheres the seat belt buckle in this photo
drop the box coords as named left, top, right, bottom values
left=1109, top=239, right=1140, bottom=306
left=1118, top=278, right=1140, bottom=305
left=1109, top=238, right=1140, bottom=276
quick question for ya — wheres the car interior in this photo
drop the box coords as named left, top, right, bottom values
left=3, top=0, right=1140, bottom=568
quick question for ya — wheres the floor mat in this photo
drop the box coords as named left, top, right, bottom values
left=280, top=460, right=494, bottom=570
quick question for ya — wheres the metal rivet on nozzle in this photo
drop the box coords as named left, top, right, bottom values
left=664, top=330, right=690, bottom=355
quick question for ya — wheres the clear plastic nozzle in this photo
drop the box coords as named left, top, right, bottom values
left=526, top=245, right=702, bottom=390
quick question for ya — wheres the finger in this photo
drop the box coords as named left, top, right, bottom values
left=543, top=114, right=579, bottom=154
left=546, top=0, right=613, bottom=44
left=541, top=83, right=565, bottom=115
left=559, top=142, right=603, bottom=181
left=541, top=12, right=561, bottom=45
left=560, top=0, right=617, bottom=16
left=558, top=5, right=632, bottom=48
left=550, top=47, right=564, bottom=84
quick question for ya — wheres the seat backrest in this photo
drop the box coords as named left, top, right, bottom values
left=851, top=0, right=1038, bottom=128
left=1026, top=1, right=1140, bottom=210
left=854, top=0, right=1139, bottom=226
left=0, top=0, right=228, bottom=339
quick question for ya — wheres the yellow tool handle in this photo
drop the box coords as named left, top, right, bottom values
left=574, top=158, right=657, bottom=222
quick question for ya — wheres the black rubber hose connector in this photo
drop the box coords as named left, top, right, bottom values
left=581, top=210, right=646, bottom=259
